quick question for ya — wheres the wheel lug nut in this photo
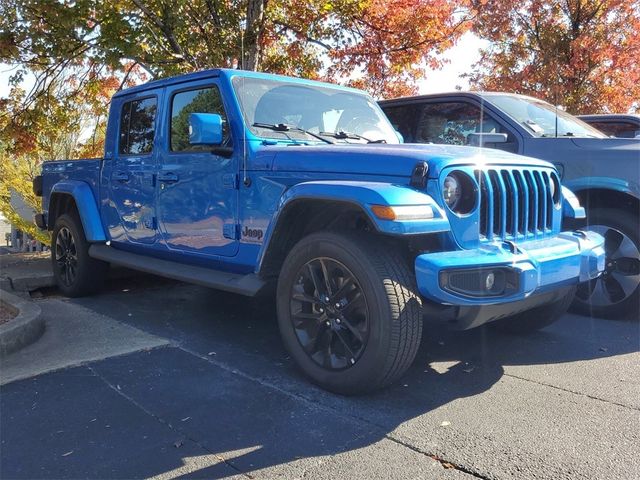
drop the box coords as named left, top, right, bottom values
left=335, top=303, right=340, bottom=309
left=318, top=308, right=324, bottom=313
left=335, top=318, right=341, bottom=324
left=325, top=321, right=330, bottom=326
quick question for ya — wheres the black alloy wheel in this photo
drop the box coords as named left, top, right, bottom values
left=55, top=226, right=78, bottom=287
left=276, top=232, right=423, bottom=395
left=51, top=213, right=108, bottom=297
left=290, top=257, right=369, bottom=370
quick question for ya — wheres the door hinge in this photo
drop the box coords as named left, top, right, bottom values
left=223, top=173, right=239, bottom=189
left=223, top=223, right=240, bottom=240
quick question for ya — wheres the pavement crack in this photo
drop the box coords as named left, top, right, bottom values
left=86, top=363, right=253, bottom=479
left=504, top=372, right=640, bottom=411
left=383, top=433, right=490, bottom=479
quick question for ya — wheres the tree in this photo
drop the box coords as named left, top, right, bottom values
left=0, top=0, right=471, bottom=239
left=467, top=0, right=640, bottom=114
left=0, top=0, right=470, bottom=99
left=0, top=68, right=129, bottom=244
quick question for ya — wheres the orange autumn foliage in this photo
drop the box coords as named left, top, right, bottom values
left=467, top=0, right=640, bottom=114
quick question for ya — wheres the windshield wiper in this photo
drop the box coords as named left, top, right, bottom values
left=252, top=123, right=334, bottom=144
left=319, top=130, right=386, bottom=144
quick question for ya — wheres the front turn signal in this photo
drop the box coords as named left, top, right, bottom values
left=371, top=205, right=435, bottom=221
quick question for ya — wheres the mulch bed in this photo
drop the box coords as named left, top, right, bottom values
left=0, top=301, right=17, bottom=325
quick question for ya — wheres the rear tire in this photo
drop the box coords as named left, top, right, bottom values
left=490, top=287, right=575, bottom=334
left=276, top=232, right=423, bottom=395
left=51, top=213, right=108, bottom=297
left=570, top=208, right=640, bottom=319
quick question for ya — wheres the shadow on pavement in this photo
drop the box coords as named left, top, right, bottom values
left=4, top=273, right=638, bottom=479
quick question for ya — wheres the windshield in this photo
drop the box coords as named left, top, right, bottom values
left=231, top=76, right=399, bottom=144
left=485, top=94, right=606, bottom=138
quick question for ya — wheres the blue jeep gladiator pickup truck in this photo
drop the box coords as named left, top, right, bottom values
left=34, top=70, right=605, bottom=394
left=380, top=93, right=640, bottom=318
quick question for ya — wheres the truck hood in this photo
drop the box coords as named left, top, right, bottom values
left=268, top=143, right=553, bottom=178
left=570, top=137, right=640, bottom=151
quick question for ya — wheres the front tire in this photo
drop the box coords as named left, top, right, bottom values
left=490, top=287, right=575, bottom=334
left=571, top=208, right=640, bottom=319
left=276, top=232, right=423, bottom=395
left=51, top=213, right=108, bottom=297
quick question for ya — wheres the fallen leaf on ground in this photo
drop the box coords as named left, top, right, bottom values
left=174, top=437, right=185, bottom=448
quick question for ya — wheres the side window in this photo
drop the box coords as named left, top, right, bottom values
left=415, top=102, right=509, bottom=146
left=589, top=121, right=638, bottom=138
left=118, top=97, right=157, bottom=155
left=382, top=104, right=417, bottom=142
left=171, top=86, right=230, bottom=152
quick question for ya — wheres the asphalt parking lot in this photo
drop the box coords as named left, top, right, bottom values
left=1, top=273, right=639, bottom=480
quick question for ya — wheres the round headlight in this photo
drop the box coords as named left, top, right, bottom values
left=442, top=171, right=477, bottom=214
left=443, top=175, right=462, bottom=209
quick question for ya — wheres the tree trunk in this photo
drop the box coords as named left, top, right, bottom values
left=244, top=0, right=267, bottom=70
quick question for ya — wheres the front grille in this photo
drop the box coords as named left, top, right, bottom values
left=475, top=168, right=556, bottom=240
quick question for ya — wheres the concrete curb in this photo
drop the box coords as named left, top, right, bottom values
left=0, top=289, right=44, bottom=358
left=0, top=274, right=55, bottom=292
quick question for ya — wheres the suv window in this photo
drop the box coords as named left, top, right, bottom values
left=589, top=121, right=639, bottom=139
left=415, top=102, right=509, bottom=146
left=171, top=86, right=230, bottom=151
left=383, top=104, right=419, bottom=143
left=119, top=97, right=157, bottom=155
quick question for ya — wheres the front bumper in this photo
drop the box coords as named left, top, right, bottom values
left=415, top=230, right=605, bottom=308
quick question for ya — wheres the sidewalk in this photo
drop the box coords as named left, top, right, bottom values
left=0, top=252, right=54, bottom=292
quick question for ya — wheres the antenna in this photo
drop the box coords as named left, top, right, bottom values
left=240, top=18, right=250, bottom=187
left=479, top=95, right=485, bottom=150
left=554, top=73, right=559, bottom=138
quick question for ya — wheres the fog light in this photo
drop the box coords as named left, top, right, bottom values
left=485, top=272, right=495, bottom=291
left=440, top=268, right=516, bottom=298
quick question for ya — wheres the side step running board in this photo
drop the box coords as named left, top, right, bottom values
left=89, top=244, right=266, bottom=297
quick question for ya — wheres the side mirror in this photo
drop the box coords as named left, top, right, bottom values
left=189, top=113, right=223, bottom=145
left=395, top=130, right=404, bottom=144
left=467, top=132, right=508, bottom=146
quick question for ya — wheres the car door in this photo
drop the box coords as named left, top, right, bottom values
left=156, top=80, right=239, bottom=257
left=107, top=92, right=161, bottom=245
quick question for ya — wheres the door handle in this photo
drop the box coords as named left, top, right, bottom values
left=158, top=172, right=179, bottom=183
left=114, top=172, right=130, bottom=182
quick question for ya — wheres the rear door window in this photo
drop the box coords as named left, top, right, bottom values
left=588, top=121, right=639, bottom=138
left=119, top=97, right=157, bottom=155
